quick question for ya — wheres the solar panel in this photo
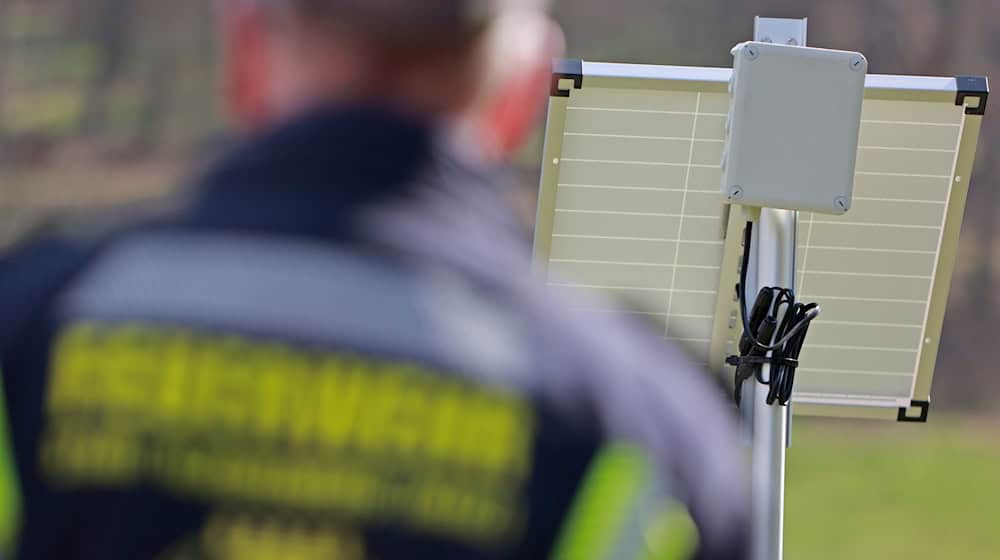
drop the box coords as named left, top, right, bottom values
left=541, top=85, right=730, bottom=366
left=534, top=60, right=987, bottom=420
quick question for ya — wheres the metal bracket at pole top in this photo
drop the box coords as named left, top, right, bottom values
left=753, top=16, right=807, bottom=46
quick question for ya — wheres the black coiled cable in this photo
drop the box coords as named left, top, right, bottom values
left=728, top=222, right=820, bottom=406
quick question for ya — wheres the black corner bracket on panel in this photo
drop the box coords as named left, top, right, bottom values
left=897, top=400, right=930, bottom=423
left=955, top=76, right=989, bottom=115
left=551, top=58, right=583, bottom=97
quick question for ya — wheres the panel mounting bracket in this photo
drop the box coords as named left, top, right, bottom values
left=551, top=58, right=583, bottom=97
left=897, top=400, right=931, bottom=423
left=955, top=75, right=989, bottom=115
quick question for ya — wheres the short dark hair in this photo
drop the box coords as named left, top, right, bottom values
left=280, top=0, right=495, bottom=41
left=251, top=0, right=498, bottom=114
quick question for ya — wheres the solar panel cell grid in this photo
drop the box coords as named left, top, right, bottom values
left=536, top=71, right=982, bottom=414
left=547, top=88, right=731, bottom=365
left=794, top=98, right=963, bottom=405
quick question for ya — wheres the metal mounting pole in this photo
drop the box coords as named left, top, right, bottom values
left=747, top=16, right=807, bottom=560
left=750, top=208, right=795, bottom=560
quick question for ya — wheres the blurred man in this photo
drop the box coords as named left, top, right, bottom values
left=0, top=0, right=748, bottom=558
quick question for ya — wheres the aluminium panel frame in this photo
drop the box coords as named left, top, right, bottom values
left=534, top=59, right=987, bottom=421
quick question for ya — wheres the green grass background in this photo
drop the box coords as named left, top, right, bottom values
left=785, top=417, right=1000, bottom=559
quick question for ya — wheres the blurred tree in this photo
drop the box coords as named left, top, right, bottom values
left=0, top=2, right=8, bottom=137
left=77, top=0, right=135, bottom=135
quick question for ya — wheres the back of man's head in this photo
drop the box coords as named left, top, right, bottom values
left=219, top=0, right=559, bottom=154
left=274, top=0, right=533, bottom=40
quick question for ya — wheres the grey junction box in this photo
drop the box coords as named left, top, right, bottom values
left=723, top=42, right=867, bottom=214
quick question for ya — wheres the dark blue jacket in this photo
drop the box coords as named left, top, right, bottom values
left=0, top=106, right=747, bottom=560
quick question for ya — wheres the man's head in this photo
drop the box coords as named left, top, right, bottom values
left=217, top=0, right=562, bottom=158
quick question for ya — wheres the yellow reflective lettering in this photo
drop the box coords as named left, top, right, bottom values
left=190, top=337, right=255, bottom=431
left=102, top=326, right=159, bottom=417
left=315, top=356, right=364, bottom=449
left=251, top=345, right=291, bottom=441
left=154, top=329, right=194, bottom=428
left=48, top=323, right=104, bottom=410
left=425, top=385, right=464, bottom=465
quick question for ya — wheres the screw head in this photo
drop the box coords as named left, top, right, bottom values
left=834, top=197, right=850, bottom=212
left=728, top=186, right=744, bottom=201
left=745, top=45, right=759, bottom=60
left=786, top=38, right=798, bottom=46
left=849, top=56, right=865, bottom=72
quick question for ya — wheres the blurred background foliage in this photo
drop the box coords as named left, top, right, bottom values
left=0, top=1, right=998, bottom=557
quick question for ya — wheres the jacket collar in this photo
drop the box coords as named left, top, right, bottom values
left=184, top=104, right=437, bottom=236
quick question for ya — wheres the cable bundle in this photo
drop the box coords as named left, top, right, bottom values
left=728, top=222, right=820, bottom=407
